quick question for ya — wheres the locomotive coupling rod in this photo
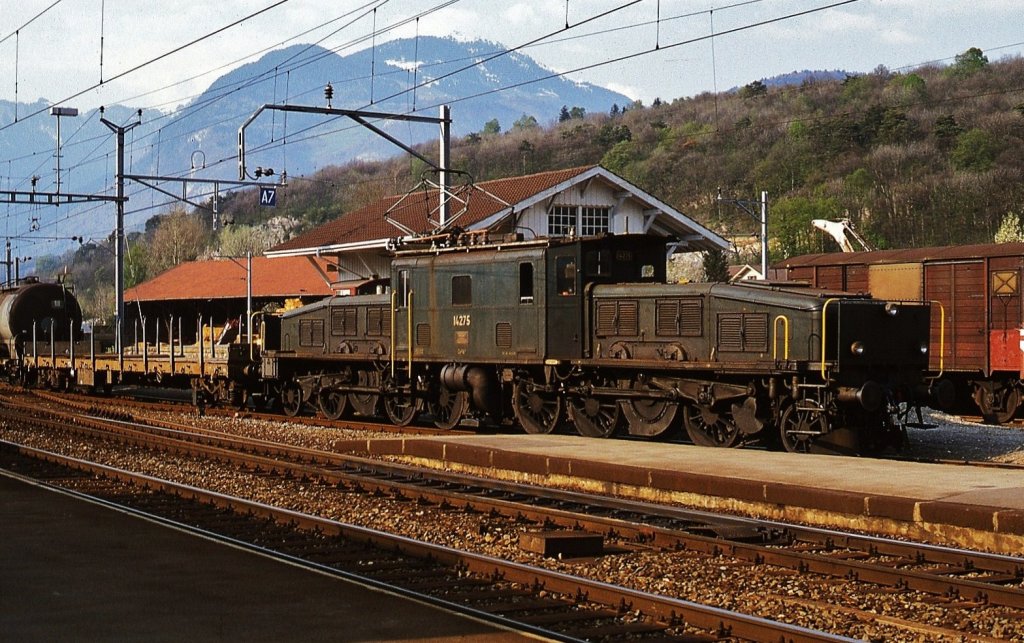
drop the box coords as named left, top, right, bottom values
left=585, top=385, right=677, bottom=400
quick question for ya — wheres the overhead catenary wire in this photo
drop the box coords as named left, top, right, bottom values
left=5, top=0, right=1021, bottom=251
left=0, top=0, right=295, bottom=134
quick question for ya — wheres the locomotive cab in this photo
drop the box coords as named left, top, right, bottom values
left=545, top=235, right=667, bottom=360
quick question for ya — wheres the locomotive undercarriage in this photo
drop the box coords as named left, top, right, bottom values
left=262, top=358, right=910, bottom=455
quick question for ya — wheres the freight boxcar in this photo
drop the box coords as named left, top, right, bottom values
left=780, top=242, right=1024, bottom=422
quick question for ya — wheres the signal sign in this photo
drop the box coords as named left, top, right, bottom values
left=259, top=187, right=277, bottom=207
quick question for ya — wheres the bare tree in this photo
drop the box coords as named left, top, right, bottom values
left=148, top=208, right=209, bottom=275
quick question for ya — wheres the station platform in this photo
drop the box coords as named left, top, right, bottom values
left=0, top=474, right=535, bottom=642
left=339, top=434, right=1024, bottom=555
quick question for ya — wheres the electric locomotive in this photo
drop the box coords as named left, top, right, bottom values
left=264, top=232, right=937, bottom=453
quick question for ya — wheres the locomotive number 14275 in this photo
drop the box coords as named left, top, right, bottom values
left=453, top=314, right=471, bottom=327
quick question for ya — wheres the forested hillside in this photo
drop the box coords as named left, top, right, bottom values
left=49, top=48, right=1024, bottom=319
left=220, top=48, right=1024, bottom=258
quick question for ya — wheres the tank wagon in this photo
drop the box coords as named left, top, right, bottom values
left=9, top=233, right=938, bottom=454
left=0, top=280, right=82, bottom=376
left=781, top=242, right=1024, bottom=423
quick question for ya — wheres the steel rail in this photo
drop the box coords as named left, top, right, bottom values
left=1, top=440, right=854, bottom=643
left=5, top=398, right=1024, bottom=611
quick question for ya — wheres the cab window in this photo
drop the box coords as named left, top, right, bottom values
left=556, top=256, right=577, bottom=296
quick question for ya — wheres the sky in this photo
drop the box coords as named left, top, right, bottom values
left=1, top=0, right=1022, bottom=116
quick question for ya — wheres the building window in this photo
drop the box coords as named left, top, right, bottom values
left=548, top=205, right=612, bottom=237
left=548, top=206, right=577, bottom=236
left=581, top=206, right=610, bottom=235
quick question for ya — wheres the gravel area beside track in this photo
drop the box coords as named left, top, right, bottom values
left=4, top=409, right=1024, bottom=641
left=904, top=411, right=1024, bottom=464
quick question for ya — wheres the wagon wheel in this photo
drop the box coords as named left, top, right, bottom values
left=569, top=389, right=622, bottom=438
left=779, top=401, right=829, bottom=453
left=429, top=385, right=469, bottom=430
left=317, top=388, right=348, bottom=421
left=280, top=380, right=304, bottom=417
left=383, top=373, right=421, bottom=427
left=974, top=383, right=1021, bottom=425
left=348, top=368, right=380, bottom=417
left=683, top=403, right=742, bottom=448
left=512, top=378, right=563, bottom=434
left=621, top=382, right=681, bottom=438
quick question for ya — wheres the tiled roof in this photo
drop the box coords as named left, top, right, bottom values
left=271, top=165, right=595, bottom=253
left=124, top=256, right=336, bottom=302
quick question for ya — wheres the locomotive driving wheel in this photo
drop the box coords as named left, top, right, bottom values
left=382, top=373, right=421, bottom=427
left=349, top=368, right=380, bottom=417
left=779, top=400, right=829, bottom=453
left=317, top=389, right=348, bottom=420
left=429, top=385, right=469, bottom=430
left=512, top=377, right=562, bottom=434
left=280, top=380, right=304, bottom=417
left=621, top=381, right=681, bottom=438
left=683, top=403, right=741, bottom=447
left=568, top=382, right=622, bottom=438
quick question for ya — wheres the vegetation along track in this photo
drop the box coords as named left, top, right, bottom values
left=2, top=390, right=1024, bottom=640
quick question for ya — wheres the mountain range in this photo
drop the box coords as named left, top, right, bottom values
left=0, top=37, right=631, bottom=250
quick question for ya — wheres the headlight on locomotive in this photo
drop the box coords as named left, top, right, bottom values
left=919, top=342, right=928, bottom=355
left=850, top=340, right=865, bottom=356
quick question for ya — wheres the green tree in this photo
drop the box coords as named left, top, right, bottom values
left=569, top=106, right=586, bottom=120
left=738, top=80, right=768, bottom=99
left=950, top=128, right=998, bottom=172
left=771, top=196, right=842, bottom=258
left=948, top=47, right=988, bottom=78
left=702, top=247, right=730, bottom=282
left=482, top=118, right=501, bottom=135
left=558, top=105, right=571, bottom=122
left=124, top=239, right=150, bottom=288
left=933, top=114, right=963, bottom=151
left=512, top=113, right=539, bottom=131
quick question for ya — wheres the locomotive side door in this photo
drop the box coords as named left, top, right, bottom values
left=545, top=246, right=583, bottom=360
left=987, top=261, right=1023, bottom=374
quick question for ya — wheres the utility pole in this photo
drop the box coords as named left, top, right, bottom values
left=100, top=108, right=142, bottom=353
left=718, top=189, right=769, bottom=279
left=438, top=105, right=450, bottom=226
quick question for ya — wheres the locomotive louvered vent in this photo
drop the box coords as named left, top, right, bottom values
left=366, top=306, right=391, bottom=336
left=745, top=314, right=768, bottom=352
left=331, top=307, right=358, bottom=336
left=495, top=322, right=513, bottom=348
left=416, top=323, right=431, bottom=347
left=656, top=301, right=678, bottom=335
left=596, top=301, right=639, bottom=337
left=300, top=319, right=325, bottom=347
left=718, top=315, right=743, bottom=351
left=680, top=299, right=703, bottom=336
left=656, top=298, right=703, bottom=336
left=618, top=301, right=638, bottom=336
left=717, top=313, right=768, bottom=352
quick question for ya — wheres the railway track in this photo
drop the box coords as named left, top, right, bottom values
left=2, top=391, right=1023, bottom=639
left=32, top=385, right=1024, bottom=474
left=1, top=444, right=851, bottom=643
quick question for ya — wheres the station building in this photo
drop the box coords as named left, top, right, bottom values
left=123, top=164, right=729, bottom=335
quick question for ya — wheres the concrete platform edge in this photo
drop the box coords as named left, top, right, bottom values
left=336, top=437, right=1024, bottom=555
